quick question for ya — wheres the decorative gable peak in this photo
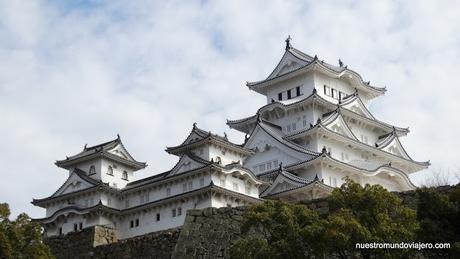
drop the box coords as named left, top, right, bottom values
left=55, top=135, right=146, bottom=170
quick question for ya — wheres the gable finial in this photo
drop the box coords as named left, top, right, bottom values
left=224, top=132, right=228, bottom=140
left=193, top=122, right=197, bottom=128
left=279, top=162, right=283, bottom=170
left=285, top=35, right=292, bottom=50
left=84, top=144, right=87, bottom=150
left=338, top=59, right=343, bottom=67
left=117, top=134, right=120, bottom=140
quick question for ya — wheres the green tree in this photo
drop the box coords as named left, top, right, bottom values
left=230, top=179, right=419, bottom=259
left=229, top=200, right=319, bottom=259
left=0, top=203, right=54, bottom=259
left=416, top=186, right=460, bottom=258
left=317, top=179, right=419, bottom=258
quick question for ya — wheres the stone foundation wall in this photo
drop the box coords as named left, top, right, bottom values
left=46, top=186, right=458, bottom=258
left=45, top=227, right=180, bottom=259
left=172, top=207, right=247, bottom=258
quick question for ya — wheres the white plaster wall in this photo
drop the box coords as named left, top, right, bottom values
left=243, top=146, right=300, bottom=175
left=208, top=144, right=245, bottom=166
left=118, top=197, right=212, bottom=239
left=265, top=73, right=315, bottom=103
left=211, top=173, right=259, bottom=198
left=45, top=192, right=101, bottom=217
left=100, top=158, right=134, bottom=189
left=314, top=73, right=355, bottom=104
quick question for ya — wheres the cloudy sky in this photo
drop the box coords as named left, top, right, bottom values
left=1, top=0, right=459, bottom=218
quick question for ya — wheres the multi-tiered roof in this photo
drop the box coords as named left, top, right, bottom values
left=228, top=37, right=429, bottom=200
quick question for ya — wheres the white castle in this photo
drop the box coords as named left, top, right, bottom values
left=33, top=38, right=429, bottom=239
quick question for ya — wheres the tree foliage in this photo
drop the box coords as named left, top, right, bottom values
left=0, top=203, right=54, bottom=259
left=416, top=186, right=460, bottom=258
left=230, top=179, right=420, bottom=259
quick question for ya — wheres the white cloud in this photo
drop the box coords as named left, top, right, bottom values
left=0, top=0, right=459, bottom=218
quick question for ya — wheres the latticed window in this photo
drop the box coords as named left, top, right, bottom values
left=122, top=171, right=128, bottom=180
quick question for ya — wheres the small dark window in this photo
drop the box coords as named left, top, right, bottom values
left=130, top=220, right=134, bottom=228
left=107, top=166, right=113, bottom=175
left=79, top=223, right=83, bottom=230
left=278, top=92, right=282, bottom=101
left=172, top=209, right=176, bottom=217
left=59, top=227, right=63, bottom=235
left=296, top=86, right=301, bottom=96
left=135, top=219, right=139, bottom=227
left=156, top=213, right=160, bottom=221
left=331, top=89, right=337, bottom=99
left=323, top=85, right=327, bottom=95
left=287, top=89, right=292, bottom=99
left=89, top=165, right=96, bottom=175
left=178, top=207, right=182, bottom=216
left=74, top=224, right=78, bottom=231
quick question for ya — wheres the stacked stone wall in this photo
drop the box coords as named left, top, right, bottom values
left=45, top=185, right=458, bottom=258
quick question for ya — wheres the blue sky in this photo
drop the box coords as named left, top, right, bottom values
left=1, top=0, right=459, bottom=218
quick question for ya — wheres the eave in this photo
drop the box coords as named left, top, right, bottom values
left=55, top=151, right=147, bottom=170
left=228, top=90, right=408, bottom=136
left=166, top=136, right=253, bottom=156
left=247, top=49, right=386, bottom=98
left=32, top=183, right=119, bottom=208
left=284, top=123, right=429, bottom=173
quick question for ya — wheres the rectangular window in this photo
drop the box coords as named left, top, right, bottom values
left=79, top=223, right=83, bottom=230
left=178, top=207, right=182, bottom=216
left=74, top=224, right=78, bottom=232
left=140, top=195, right=144, bottom=204
left=135, top=219, right=139, bottom=227
left=287, top=89, right=292, bottom=99
left=331, top=89, right=337, bottom=99
left=273, top=160, right=279, bottom=167
left=59, top=227, right=62, bottom=235
left=166, top=187, right=171, bottom=197
left=267, top=162, right=272, bottom=170
left=278, top=92, right=282, bottom=101
left=130, top=220, right=134, bottom=228
left=287, top=125, right=291, bottom=132
left=324, top=85, right=330, bottom=96
left=107, top=198, right=112, bottom=206
left=188, top=181, right=193, bottom=190
left=296, top=86, right=301, bottom=96
left=258, top=164, right=265, bottom=172
left=182, top=183, right=187, bottom=192
left=156, top=213, right=160, bottom=222
left=200, top=177, right=205, bottom=187
left=125, top=199, right=129, bottom=208
left=172, top=209, right=176, bottom=217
